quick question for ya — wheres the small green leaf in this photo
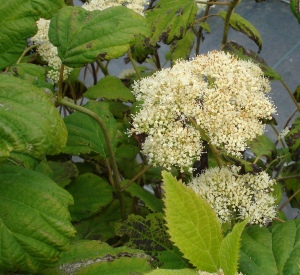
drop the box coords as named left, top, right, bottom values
left=66, top=173, right=113, bottom=222
left=285, top=115, right=300, bottom=161
left=115, top=213, right=188, bottom=269
left=162, top=171, right=223, bottom=272
left=126, top=182, right=164, bottom=212
left=10, top=63, right=46, bottom=80
left=220, top=220, right=248, bottom=275
left=0, top=74, right=67, bottom=161
left=247, top=134, right=277, bottom=159
left=41, top=240, right=151, bottom=275
left=85, top=76, right=135, bottom=102
left=239, top=219, right=300, bottom=275
left=49, top=6, right=150, bottom=67
left=223, top=41, right=281, bottom=80
left=170, top=29, right=195, bottom=65
left=145, top=0, right=197, bottom=45
left=219, top=12, right=262, bottom=52
left=63, top=101, right=117, bottom=157
left=290, top=0, right=300, bottom=24
left=200, top=22, right=211, bottom=33
left=0, top=165, right=75, bottom=274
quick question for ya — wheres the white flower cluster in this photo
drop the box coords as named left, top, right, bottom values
left=31, top=19, right=73, bottom=83
left=189, top=166, right=277, bottom=225
left=129, top=51, right=275, bottom=171
left=82, top=0, right=148, bottom=15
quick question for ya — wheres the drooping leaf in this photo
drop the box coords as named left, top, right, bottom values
left=63, top=101, right=117, bottom=157
left=170, top=29, right=195, bottom=65
left=247, top=134, right=276, bottom=159
left=200, top=22, right=211, bottom=33
left=85, top=76, right=135, bottom=102
left=223, top=41, right=281, bottom=80
left=285, top=115, right=300, bottom=161
left=239, top=219, right=300, bottom=275
left=41, top=240, right=151, bottom=274
left=0, top=165, right=75, bottom=274
left=220, top=220, right=248, bottom=275
left=290, top=0, right=300, bottom=24
left=0, top=74, right=67, bottom=161
left=162, top=171, right=223, bottom=272
left=49, top=6, right=150, bottom=67
left=66, top=173, right=113, bottom=222
left=280, top=162, right=300, bottom=208
left=0, top=0, right=65, bottom=69
left=125, top=182, right=164, bottom=212
left=145, top=0, right=197, bottom=45
left=219, top=12, right=262, bottom=52
left=115, top=213, right=188, bottom=269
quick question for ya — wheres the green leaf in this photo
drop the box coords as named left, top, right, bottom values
left=0, top=165, right=75, bottom=274
left=85, top=76, right=135, bottom=102
left=66, top=173, right=113, bottom=222
left=0, top=0, right=65, bottom=69
left=41, top=240, right=151, bottom=274
left=290, top=0, right=300, bottom=24
left=10, top=63, right=46, bottom=80
left=115, top=213, right=188, bottom=269
left=0, top=74, right=67, bottom=161
left=285, top=115, right=300, bottom=161
left=49, top=6, right=150, bottom=67
left=162, top=171, right=223, bottom=272
left=146, top=269, right=198, bottom=274
left=145, top=0, right=197, bottom=45
left=247, top=134, right=277, bottom=159
left=200, top=22, right=211, bottom=33
left=223, top=41, right=281, bottom=80
left=125, top=182, right=164, bottom=212
left=220, top=220, right=248, bottom=275
left=170, top=29, right=195, bottom=65
left=239, top=219, right=300, bottom=275
left=219, top=12, right=262, bottom=52
left=63, top=101, right=117, bottom=157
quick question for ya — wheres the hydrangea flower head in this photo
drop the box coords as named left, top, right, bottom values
left=189, top=166, right=277, bottom=225
left=129, top=51, right=275, bottom=172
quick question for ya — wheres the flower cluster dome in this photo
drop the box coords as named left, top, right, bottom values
left=129, top=51, right=275, bottom=171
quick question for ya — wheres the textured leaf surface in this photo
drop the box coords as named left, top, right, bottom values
left=0, top=165, right=75, bottom=274
left=247, top=134, right=276, bottom=159
left=220, top=220, right=247, bottom=275
left=145, top=0, right=197, bottom=44
left=219, top=12, right=262, bottom=52
left=239, top=219, right=300, bottom=275
left=162, top=171, right=223, bottom=272
left=63, top=101, right=117, bottom=157
left=49, top=6, right=150, bottom=67
left=223, top=41, right=281, bottom=80
left=32, top=0, right=66, bottom=19
left=115, top=213, right=188, bottom=269
left=66, top=173, right=113, bottom=222
left=85, top=75, right=135, bottom=102
left=42, top=240, right=151, bottom=274
left=0, top=0, right=65, bottom=69
left=146, top=269, right=198, bottom=274
left=126, top=182, right=164, bottom=212
left=0, top=74, right=67, bottom=160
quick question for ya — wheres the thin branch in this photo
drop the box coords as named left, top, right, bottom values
left=278, top=188, right=300, bottom=211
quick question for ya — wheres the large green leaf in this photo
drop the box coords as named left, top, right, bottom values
left=85, top=75, right=135, bottom=102
left=219, top=12, right=262, bottom=52
left=239, top=219, right=300, bottom=275
left=115, top=213, right=188, bottom=269
left=66, top=173, right=113, bottom=222
left=247, top=134, right=277, bottom=159
left=223, top=41, right=281, bottom=80
left=146, top=269, right=198, bottom=274
left=49, top=6, right=150, bottom=67
left=0, top=74, right=67, bottom=160
left=41, top=240, right=151, bottom=274
left=63, top=101, right=117, bottom=157
left=145, top=0, right=197, bottom=45
left=220, top=220, right=247, bottom=275
left=0, top=0, right=65, bottom=69
left=0, top=165, right=75, bottom=274
left=162, top=171, right=223, bottom=272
